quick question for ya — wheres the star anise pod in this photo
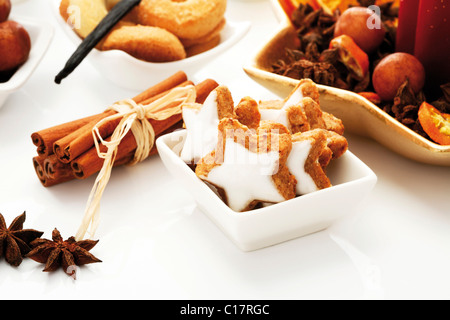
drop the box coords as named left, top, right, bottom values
left=391, top=79, right=425, bottom=123
left=274, top=57, right=340, bottom=87
left=381, top=79, right=431, bottom=137
left=441, top=83, right=450, bottom=103
left=291, top=3, right=315, bottom=28
left=0, top=212, right=44, bottom=267
left=432, top=83, right=450, bottom=113
left=27, top=228, right=101, bottom=278
left=357, top=0, right=376, bottom=7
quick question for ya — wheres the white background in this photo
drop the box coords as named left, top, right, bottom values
left=0, top=0, right=449, bottom=300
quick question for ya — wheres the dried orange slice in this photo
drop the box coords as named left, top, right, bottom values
left=280, top=0, right=320, bottom=17
left=290, top=0, right=320, bottom=9
left=358, top=92, right=381, bottom=105
left=376, top=0, right=400, bottom=7
left=279, top=0, right=299, bottom=17
left=311, top=0, right=359, bottom=15
left=418, top=102, right=450, bottom=145
left=329, top=34, right=369, bottom=80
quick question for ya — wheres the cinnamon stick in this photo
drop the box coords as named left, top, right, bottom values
left=32, top=75, right=219, bottom=187
left=53, top=109, right=116, bottom=163
left=71, top=118, right=183, bottom=179
left=69, top=79, right=219, bottom=179
left=70, top=113, right=181, bottom=179
left=33, top=71, right=187, bottom=160
left=53, top=79, right=193, bottom=164
left=138, top=80, right=193, bottom=105
left=32, top=157, right=46, bottom=185
left=194, top=79, right=220, bottom=104
left=33, top=156, right=75, bottom=187
left=132, top=71, right=188, bottom=102
left=31, top=113, right=105, bottom=158
left=43, top=154, right=75, bottom=182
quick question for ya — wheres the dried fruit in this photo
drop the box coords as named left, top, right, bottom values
left=0, top=20, right=31, bottom=73
left=372, top=52, right=426, bottom=101
left=312, top=0, right=359, bottom=15
left=0, top=212, right=43, bottom=266
left=329, top=34, right=369, bottom=80
left=280, top=0, right=299, bottom=18
left=418, top=102, right=450, bottom=145
left=358, top=92, right=381, bottom=105
left=27, top=228, right=101, bottom=278
left=334, top=6, right=386, bottom=53
left=0, top=0, right=11, bottom=23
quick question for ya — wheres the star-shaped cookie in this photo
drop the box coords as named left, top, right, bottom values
left=287, top=129, right=333, bottom=195
left=258, top=79, right=344, bottom=135
left=180, top=86, right=234, bottom=163
left=196, top=118, right=296, bottom=212
left=258, top=79, right=319, bottom=131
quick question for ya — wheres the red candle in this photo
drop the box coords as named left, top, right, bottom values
left=414, top=0, right=450, bottom=88
left=396, top=0, right=420, bottom=54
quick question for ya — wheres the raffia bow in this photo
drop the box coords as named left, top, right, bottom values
left=75, top=85, right=197, bottom=241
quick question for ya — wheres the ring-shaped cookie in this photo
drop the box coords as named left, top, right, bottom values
left=136, top=0, right=227, bottom=40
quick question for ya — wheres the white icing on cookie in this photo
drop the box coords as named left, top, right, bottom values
left=259, top=108, right=289, bottom=128
left=284, top=87, right=304, bottom=109
left=203, top=139, right=285, bottom=212
left=259, top=85, right=305, bottom=131
left=180, top=90, right=220, bottom=163
left=286, top=140, right=318, bottom=195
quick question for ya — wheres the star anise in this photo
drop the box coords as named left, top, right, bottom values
left=292, top=4, right=338, bottom=53
left=431, top=83, right=450, bottom=114
left=357, top=0, right=376, bottom=6
left=273, top=54, right=340, bottom=87
left=275, top=1, right=400, bottom=93
left=274, top=3, right=370, bottom=90
left=0, top=212, right=44, bottom=267
left=27, top=228, right=101, bottom=278
left=381, top=79, right=429, bottom=137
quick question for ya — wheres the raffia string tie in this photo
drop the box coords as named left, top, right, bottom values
left=75, top=85, right=197, bottom=241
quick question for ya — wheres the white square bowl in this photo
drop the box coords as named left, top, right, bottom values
left=156, top=129, right=378, bottom=251
left=0, top=16, right=54, bottom=108
left=51, top=0, right=251, bottom=91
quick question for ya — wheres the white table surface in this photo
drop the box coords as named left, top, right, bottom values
left=0, top=0, right=449, bottom=300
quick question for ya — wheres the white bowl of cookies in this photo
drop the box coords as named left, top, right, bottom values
left=156, top=79, right=377, bottom=251
left=51, top=0, right=251, bottom=91
left=0, top=16, right=53, bottom=108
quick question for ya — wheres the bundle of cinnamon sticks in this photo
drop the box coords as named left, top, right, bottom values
left=32, top=71, right=218, bottom=187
